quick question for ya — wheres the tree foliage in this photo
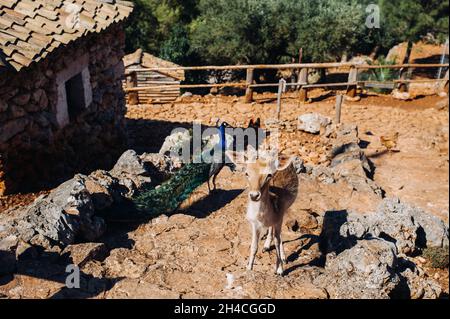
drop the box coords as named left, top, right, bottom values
left=125, top=0, right=449, bottom=65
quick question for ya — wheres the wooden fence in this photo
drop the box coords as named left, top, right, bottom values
left=123, top=62, right=449, bottom=104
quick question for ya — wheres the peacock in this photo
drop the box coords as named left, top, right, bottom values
left=132, top=121, right=235, bottom=216
left=207, top=121, right=235, bottom=192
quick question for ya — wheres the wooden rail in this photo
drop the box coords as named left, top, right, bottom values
left=129, top=62, right=448, bottom=73
left=129, top=62, right=353, bottom=73
left=124, top=61, right=449, bottom=103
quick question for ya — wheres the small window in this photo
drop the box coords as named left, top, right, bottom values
left=65, top=73, right=86, bottom=121
left=55, top=54, right=92, bottom=128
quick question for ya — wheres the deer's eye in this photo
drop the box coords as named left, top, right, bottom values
left=245, top=172, right=249, bottom=177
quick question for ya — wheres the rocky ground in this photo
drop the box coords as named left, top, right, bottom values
left=0, top=92, right=448, bottom=299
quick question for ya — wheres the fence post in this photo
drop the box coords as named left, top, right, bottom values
left=245, top=68, right=254, bottom=103
left=298, top=67, right=308, bottom=102
left=443, top=70, right=449, bottom=95
left=335, top=94, right=343, bottom=124
left=277, top=79, right=287, bottom=120
left=398, top=66, right=413, bottom=93
left=346, top=66, right=358, bottom=98
left=127, top=71, right=139, bottom=105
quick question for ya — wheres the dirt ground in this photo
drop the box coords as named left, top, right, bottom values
left=0, top=91, right=448, bottom=299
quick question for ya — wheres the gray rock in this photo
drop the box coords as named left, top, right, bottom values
left=85, top=170, right=124, bottom=210
left=400, top=267, right=442, bottom=299
left=328, top=123, right=360, bottom=156
left=339, top=198, right=449, bottom=255
left=323, top=122, right=383, bottom=197
left=139, top=153, right=182, bottom=178
left=315, top=238, right=400, bottom=299
left=110, top=150, right=152, bottom=196
left=16, top=174, right=105, bottom=247
left=298, top=113, right=331, bottom=134
left=377, top=198, right=449, bottom=248
left=332, top=159, right=383, bottom=197
left=331, top=147, right=371, bottom=174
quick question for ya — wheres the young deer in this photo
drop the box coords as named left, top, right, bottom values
left=226, top=146, right=298, bottom=275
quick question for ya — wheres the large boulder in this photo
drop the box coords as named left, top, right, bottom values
left=11, top=175, right=105, bottom=247
left=139, top=152, right=183, bottom=179
left=298, top=113, right=331, bottom=134
left=340, top=198, right=449, bottom=255
left=315, top=238, right=400, bottom=299
left=377, top=198, right=449, bottom=249
left=110, top=150, right=153, bottom=195
left=85, top=170, right=125, bottom=211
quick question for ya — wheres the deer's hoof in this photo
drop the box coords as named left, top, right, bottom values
left=262, top=247, right=270, bottom=253
left=276, top=268, right=284, bottom=276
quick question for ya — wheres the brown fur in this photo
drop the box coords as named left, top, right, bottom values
left=227, top=147, right=299, bottom=275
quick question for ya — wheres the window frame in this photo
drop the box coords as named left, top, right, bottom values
left=55, top=54, right=92, bottom=128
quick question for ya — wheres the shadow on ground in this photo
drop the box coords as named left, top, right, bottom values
left=0, top=248, right=123, bottom=299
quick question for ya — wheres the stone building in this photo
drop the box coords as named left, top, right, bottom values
left=0, top=0, right=133, bottom=195
left=123, top=48, right=185, bottom=105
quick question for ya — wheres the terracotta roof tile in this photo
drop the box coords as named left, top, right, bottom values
left=0, top=0, right=19, bottom=10
left=0, top=0, right=133, bottom=71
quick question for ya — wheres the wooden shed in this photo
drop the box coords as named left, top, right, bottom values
left=123, top=49, right=185, bottom=104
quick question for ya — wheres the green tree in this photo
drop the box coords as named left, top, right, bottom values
left=160, top=24, right=191, bottom=65
left=125, top=0, right=159, bottom=53
left=289, top=0, right=367, bottom=62
left=189, top=0, right=297, bottom=65
left=125, top=0, right=198, bottom=58
left=379, top=0, right=449, bottom=45
left=124, top=0, right=449, bottom=66
left=189, top=0, right=373, bottom=64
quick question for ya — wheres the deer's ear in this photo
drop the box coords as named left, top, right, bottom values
left=276, top=155, right=296, bottom=171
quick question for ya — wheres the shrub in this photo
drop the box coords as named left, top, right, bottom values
left=422, top=246, right=449, bottom=269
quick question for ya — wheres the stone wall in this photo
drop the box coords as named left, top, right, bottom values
left=0, top=23, right=128, bottom=195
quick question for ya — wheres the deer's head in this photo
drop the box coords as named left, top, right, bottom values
left=226, top=146, right=295, bottom=202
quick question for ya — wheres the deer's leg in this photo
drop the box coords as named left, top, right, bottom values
left=247, top=223, right=260, bottom=271
left=279, top=218, right=287, bottom=263
left=273, top=222, right=284, bottom=276
left=212, top=172, right=218, bottom=191
left=280, top=239, right=287, bottom=264
left=207, top=178, right=212, bottom=193
left=263, top=227, right=273, bottom=252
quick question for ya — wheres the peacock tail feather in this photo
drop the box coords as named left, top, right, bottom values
left=131, top=122, right=231, bottom=217
left=132, top=161, right=211, bottom=216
